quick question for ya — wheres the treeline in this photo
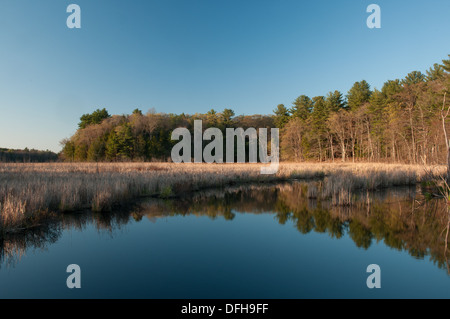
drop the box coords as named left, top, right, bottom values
left=61, top=55, right=450, bottom=164
left=60, top=108, right=274, bottom=162
left=277, top=55, right=450, bottom=164
left=0, top=148, right=58, bottom=163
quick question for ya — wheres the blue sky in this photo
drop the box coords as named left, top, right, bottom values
left=0, top=0, right=449, bottom=152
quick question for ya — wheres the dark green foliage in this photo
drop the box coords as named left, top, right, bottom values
left=115, top=123, right=134, bottom=159
left=273, top=104, right=290, bottom=129
left=426, top=63, right=445, bottom=81
left=105, top=131, right=119, bottom=161
left=442, top=55, right=450, bottom=72
left=290, top=95, right=313, bottom=120
left=381, top=79, right=402, bottom=101
left=221, top=108, right=235, bottom=128
left=87, top=137, right=105, bottom=162
left=78, top=108, right=110, bottom=129
left=311, top=96, right=328, bottom=129
left=402, top=71, right=425, bottom=86
left=63, top=108, right=274, bottom=162
left=325, top=90, right=346, bottom=112
left=74, top=143, right=88, bottom=161
left=347, top=80, right=371, bottom=110
left=368, top=89, right=386, bottom=142
left=0, top=148, right=58, bottom=163
left=61, top=139, right=76, bottom=161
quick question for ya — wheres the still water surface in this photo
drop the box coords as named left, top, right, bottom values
left=0, top=181, right=449, bottom=298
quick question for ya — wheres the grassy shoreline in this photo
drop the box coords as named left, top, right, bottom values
left=0, top=162, right=445, bottom=235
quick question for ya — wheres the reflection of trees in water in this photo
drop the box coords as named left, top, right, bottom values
left=274, top=182, right=450, bottom=273
left=59, top=210, right=134, bottom=233
left=2, top=181, right=450, bottom=274
left=0, top=209, right=134, bottom=268
left=0, top=223, right=61, bottom=268
left=137, top=182, right=450, bottom=273
left=137, top=184, right=281, bottom=221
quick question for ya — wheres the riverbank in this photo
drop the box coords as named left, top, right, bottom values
left=0, top=162, right=445, bottom=235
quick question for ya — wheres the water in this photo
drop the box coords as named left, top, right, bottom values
left=1, top=181, right=449, bottom=298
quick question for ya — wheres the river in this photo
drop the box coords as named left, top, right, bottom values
left=0, top=181, right=449, bottom=298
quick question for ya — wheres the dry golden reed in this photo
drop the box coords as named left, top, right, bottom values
left=0, top=162, right=445, bottom=233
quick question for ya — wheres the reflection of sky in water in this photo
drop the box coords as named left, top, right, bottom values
left=0, top=182, right=449, bottom=298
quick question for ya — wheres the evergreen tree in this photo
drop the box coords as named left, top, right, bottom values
left=290, top=95, right=313, bottom=120
left=78, top=108, right=110, bottom=129
left=273, top=104, right=290, bottom=129
left=402, top=71, right=425, bottom=86
left=74, top=144, right=88, bottom=161
left=221, top=108, right=235, bottom=128
left=116, top=123, right=134, bottom=159
left=61, top=139, right=76, bottom=161
left=426, top=63, right=445, bottom=81
left=87, top=137, right=106, bottom=162
left=105, top=131, right=119, bottom=161
left=442, top=54, right=450, bottom=72
left=382, top=79, right=403, bottom=101
left=325, top=90, right=346, bottom=112
left=347, top=80, right=371, bottom=110
left=310, top=96, right=329, bottom=161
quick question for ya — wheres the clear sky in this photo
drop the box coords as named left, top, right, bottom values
left=0, top=0, right=449, bottom=152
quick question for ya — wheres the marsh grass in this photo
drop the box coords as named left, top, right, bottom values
left=0, top=162, right=445, bottom=234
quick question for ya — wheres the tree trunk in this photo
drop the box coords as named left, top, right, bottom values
left=329, top=134, right=335, bottom=163
left=318, top=137, right=322, bottom=162
left=447, top=145, right=450, bottom=184
left=440, top=93, right=449, bottom=183
left=351, top=139, right=355, bottom=163
left=392, top=140, right=396, bottom=163
left=409, top=106, right=416, bottom=164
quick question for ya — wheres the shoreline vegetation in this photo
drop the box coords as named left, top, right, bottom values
left=0, top=162, right=446, bottom=236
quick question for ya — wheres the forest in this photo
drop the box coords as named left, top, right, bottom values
left=60, top=55, right=450, bottom=164
left=0, top=148, right=58, bottom=163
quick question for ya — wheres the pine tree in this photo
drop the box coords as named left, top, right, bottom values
left=221, top=108, right=235, bottom=129
left=290, top=95, right=313, bottom=120
left=105, top=131, right=119, bottom=161
left=442, top=54, right=450, bottom=72
left=310, top=96, right=329, bottom=161
left=273, top=104, right=290, bottom=129
left=426, top=63, right=445, bottom=81
left=325, top=90, right=346, bottom=112
left=382, top=79, right=403, bottom=101
left=347, top=80, right=371, bottom=110
left=402, top=71, right=425, bottom=86
left=116, top=123, right=134, bottom=159
left=78, top=108, right=110, bottom=129
left=87, top=137, right=106, bottom=162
